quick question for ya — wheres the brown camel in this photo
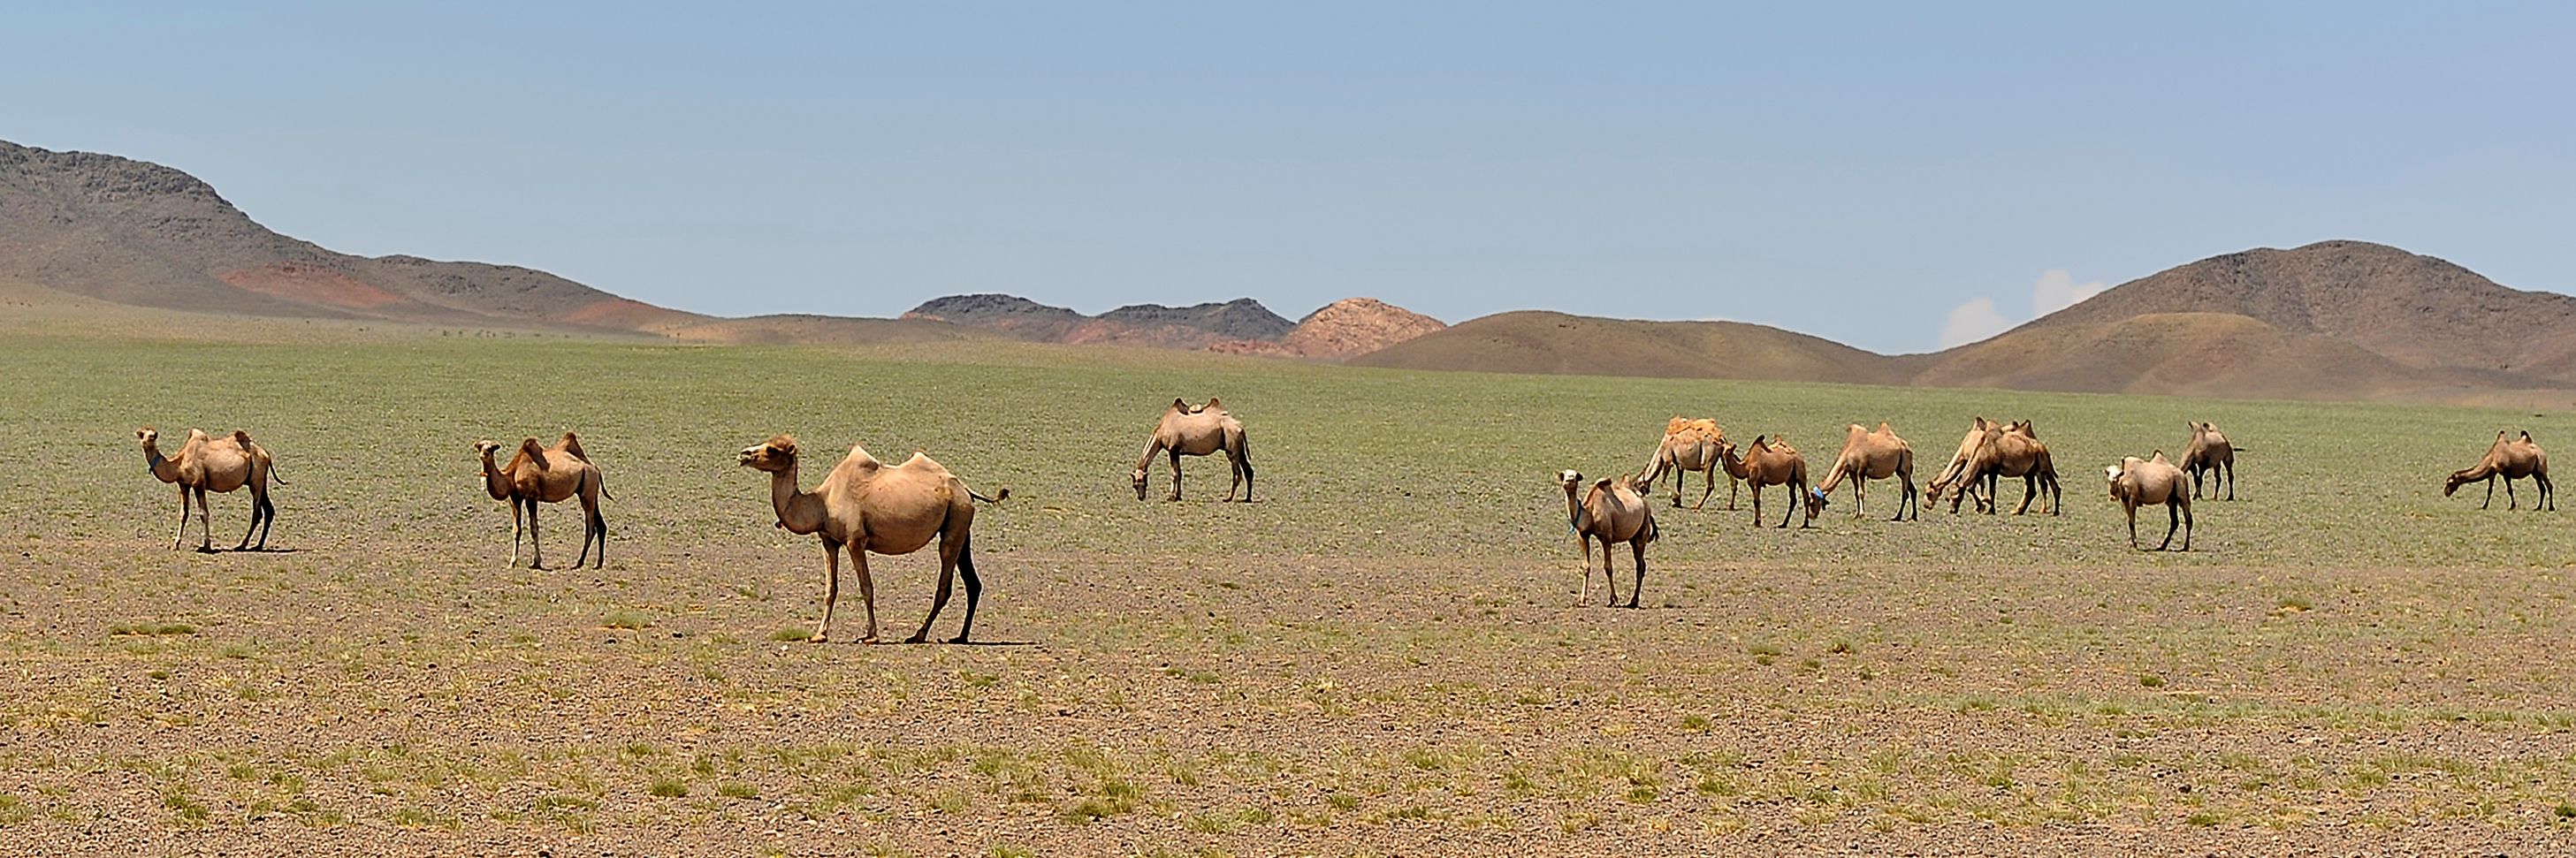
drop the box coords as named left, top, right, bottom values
left=2181, top=421, right=2237, bottom=501
left=1559, top=469, right=1656, bottom=608
left=1924, top=416, right=1997, bottom=513
left=138, top=427, right=283, bottom=552
left=1816, top=421, right=1917, bottom=520
left=476, top=431, right=609, bottom=570
left=1132, top=398, right=1253, bottom=502
left=739, top=436, right=1007, bottom=643
left=1945, top=419, right=2060, bottom=515
left=2443, top=430, right=2553, bottom=511
left=1719, top=436, right=1825, bottom=528
left=1635, top=417, right=1728, bottom=509
left=2107, top=452, right=2192, bottom=550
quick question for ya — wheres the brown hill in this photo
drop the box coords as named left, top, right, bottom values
left=904, top=294, right=1297, bottom=349
left=2021, top=240, right=2576, bottom=388
left=1208, top=297, right=1450, bottom=359
left=1911, top=312, right=2444, bottom=400
left=1350, top=310, right=1922, bottom=384
left=0, top=140, right=709, bottom=334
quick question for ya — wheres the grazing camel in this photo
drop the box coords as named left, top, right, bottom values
left=1132, top=398, right=1253, bottom=502
left=2107, top=452, right=2192, bottom=550
left=476, top=431, right=609, bottom=570
left=739, top=436, right=1008, bottom=643
left=2443, top=430, right=2553, bottom=511
left=1719, top=436, right=1825, bottom=528
left=1948, top=419, right=2060, bottom=515
left=1816, top=421, right=1917, bottom=521
left=138, top=427, right=283, bottom=552
left=1559, top=470, right=1656, bottom=608
left=2181, top=421, right=2237, bottom=501
left=1635, top=417, right=1729, bottom=509
left=1924, top=417, right=1997, bottom=513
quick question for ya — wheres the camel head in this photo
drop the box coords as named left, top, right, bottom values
left=1132, top=465, right=1151, bottom=499
left=474, top=438, right=502, bottom=457
left=1804, top=486, right=1829, bottom=520
left=1557, top=469, right=1584, bottom=492
left=737, top=436, right=799, bottom=473
left=137, top=427, right=158, bottom=446
left=2443, top=469, right=2473, bottom=497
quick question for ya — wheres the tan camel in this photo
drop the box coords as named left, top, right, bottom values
left=476, top=431, right=609, bottom=570
left=1945, top=419, right=2060, bottom=515
left=1924, top=416, right=1996, bottom=513
left=1132, top=398, right=1253, bottom=502
left=1817, top=421, right=1917, bottom=520
left=2443, top=430, right=2553, bottom=511
left=1635, top=417, right=1729, bottom=509
left=1719, top=436, right=1825, bottom=528
left=2107, top=452, right=2192, bottom=550
left=2181, top=421, right=2237, bottom=501
left=739, top=436, right=1007, bottom=643
left=1559, top=469, right=1656, bottom=608
left=138, top=427, right=283, bottom=552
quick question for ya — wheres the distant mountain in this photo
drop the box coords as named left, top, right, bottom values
left=1350, top=310, right=1924, bottom=384
left=907, top=294, right=1303, bottom=350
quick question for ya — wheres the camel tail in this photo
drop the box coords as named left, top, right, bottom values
left=268, top=459, right=290, bottom=486
left=594, top=469, right=614, bottom=502
left=971, top=487, right=1010, bottom=505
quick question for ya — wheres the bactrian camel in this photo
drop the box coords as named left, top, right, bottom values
left=2443, top=430, right=2553, bottom=511
left=2107, top=452, right=2192, bottom=550
left=1719, top=436, right=1825, bottom=528
left=1635, top=417, right=1728, bottom=509
left=1816, top=421, right=1917, bottom=521
left=2181, top=421, right=2237, bottom=501
left=476, top=431, right=609, bottom=570
left=1132, top=398, right=1253, bottom=502
left=1924, top=417, right=1995, bottom=513
left=1559, top=469, right=1656, bottom=608
left=138, top=427, right=284, bottom=552
left=1930, top=418, right=2059, bottom=515
left=739, top=436, right=1008, bottom=644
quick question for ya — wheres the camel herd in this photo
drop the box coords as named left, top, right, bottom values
left=126, top=404, right=2553, bottom=634
left=1565, top=415, right=2552, bottom=607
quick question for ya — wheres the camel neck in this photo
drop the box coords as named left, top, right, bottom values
left=142, top=440, right=179, bottom=483
left=477, top=450, right=513, bottom=500
left=769, top=462, right=827, bottom=535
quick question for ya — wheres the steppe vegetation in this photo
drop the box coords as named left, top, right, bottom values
left=3, top=322, right=2573, bottom=854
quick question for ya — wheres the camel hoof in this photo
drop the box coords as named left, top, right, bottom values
left=194, top=546, right=219, bottom=555
left=945, top=634, right=972, bottom=644
left=901, top=634, right=928, bottom=644
left=806, top=632, right=829, bottom=643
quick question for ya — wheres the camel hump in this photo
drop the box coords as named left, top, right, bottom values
left=1170, top=398, right=1192, bottom=413
left=560, top=431, right=590, bottom=460
left=1204, top=397, right=1224, bottom=413
left=230, top=429, right=254, bottom=445
left=1877, top=421, right=1893, bottom=434
left=2520, top=430, right=2535, bottom=444
left=519, top=437, right=550, bottom=469
left=1666, top=416, right=1691, bottom=435
left=2149, top=450, right=2170, bottom=464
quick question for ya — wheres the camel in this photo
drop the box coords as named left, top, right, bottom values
left=2107, top=452, right=2192, bottom=550
left=1559, top=469, right=1656, bottom=608
left=1718, top=436, right=1825, bottom=528
left=2443, top=430, right=2553, bottom=511
left=1924, top=417, right=1997, bottom=513
left=1132, top=398, right=1253, bottom=502
left=1635, top=417, right=1730, bottom=509
left=1816, top=421, right=1917, bottom=521
left=138, top=427, right=283, bottom=552
left=476, top=431, right=609, bottom=570
left=739, top=436, right=1008, bottom=643
left=1933, top=419, right=2060, bottom=515
left=2181, top=421, right=2237, bottom=501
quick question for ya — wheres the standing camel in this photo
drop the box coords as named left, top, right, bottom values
left=2107, top=452, right=2192, bottom=550
left=2181, top=421, right=2237, bottom=501
left=1635, top=417, right=1728, bottom=509
left=1719, top=436, right=1826, bottom=528
left=1559, top=470, right=1656, bottom=608
left=476, top=431, right=609, bottom=570
left=2443, top=430, right=2553, bottom=511
left=1132, top=398, right=1253, bottom=502
left=138, top=427, right=284, bottom=552
left=739, top=436, right=1007, bottom=643
left=1954, top=420, right=2060, bottom=515
left=1816, top=421, right=1917, bottom=520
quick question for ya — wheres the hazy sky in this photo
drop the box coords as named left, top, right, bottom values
left=9, top=3, right=2572, bottom=353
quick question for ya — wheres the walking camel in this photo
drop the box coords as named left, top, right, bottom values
left=2443, top=430, right=2552, bottom=511
left=1635, top=417, right=1728, bottom=509
left=1132, top=398, right=1253, bottom=502
left=739, top=436, right=1007, bottom=643
left=2181, top=421, right=2237, bottom=501
left=1559, top=469, right=1656, bottom=608
left=476, top=431, right=609, bottom=570
left=1719, top=436, right=1826, bottom=528
left=2107, top=452, right=2192, bottom=550
left=1816, top=421, right=1917, bottom=520
left=138, top=427, right=284, bottom=552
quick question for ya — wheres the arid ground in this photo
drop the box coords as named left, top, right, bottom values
left=3, top=323, right=2573, bottom=856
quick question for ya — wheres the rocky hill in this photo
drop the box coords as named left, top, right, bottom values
left=904, top=294, right=1445, bottom=356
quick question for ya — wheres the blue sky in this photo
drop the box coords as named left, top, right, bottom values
left=8, top=2, right=2572, bottom=353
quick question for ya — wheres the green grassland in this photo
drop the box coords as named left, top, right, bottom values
left=3, top=328, right=2572, bottom=854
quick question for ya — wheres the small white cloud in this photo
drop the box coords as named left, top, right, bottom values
left=2032, top=269, right=2106, bottom=318
left=1939, top=297, right=2012, bottom=349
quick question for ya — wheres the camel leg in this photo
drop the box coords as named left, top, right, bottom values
left=2156, top=502, right=2179, bottom=550
left=1725, top=479, right=1740, bottom=511
left=1576, top=535, right=1598, bottom=606
left=811, top=538, right=842, bottom=643
left=238, top=486, right=271, bottom=550
left=1776, top=485, right=1795, bottom=529
left=2178, top=501, right=2192, bottom=550
left=1749, top=484, right=1764, bottom=528
left=193, top=487, right=217, bottom=553
left=1166, top=450, right=1184, bottom=502
left=507, top=497, right=528, bottom=566
left=524, top=497, right=548, bottom=570
left=1229, top=450, right=1254, bottom=503
left=1895, top=474, right=1917, bottom=521
left=1625, top=538, right=1645, bottom=609
left=940, top=535, right=983, bottom=644
left=2126, top=506, right=2141, bottom=550
left=2506, top=476, right=2520, bottom=511
left=169, top=485, right=192, bottom=550
left=2538, top=472, right=2555, bottom=511
left=1693, top=469, right=1715, bottom=510
left=850, top=546, right=881, bottom=643
left=2223, top=461, right=2236, bottom=501
left=2481, top=477, right=2496, bottom=510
